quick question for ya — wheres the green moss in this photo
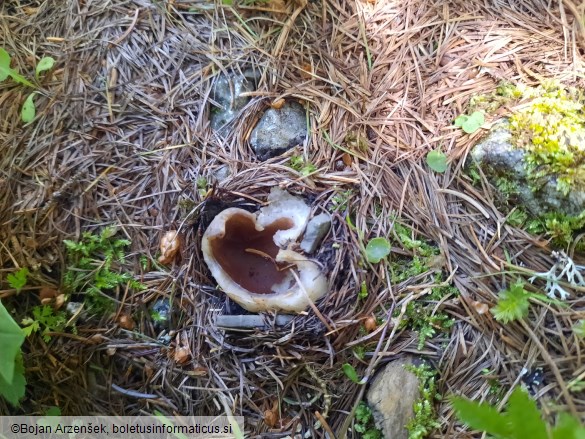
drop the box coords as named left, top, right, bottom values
left=469, top=81, right=585, bottom=248
left=509, top=84, right=585, bottom=195
left=405, top=363, right=441, bottom=439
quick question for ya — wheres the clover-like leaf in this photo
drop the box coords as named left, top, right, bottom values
left=426, top=150, right=448, bottom=173
left=365, top=237, right=391, bottom=263
left=36, top=57, right=55, bottom=77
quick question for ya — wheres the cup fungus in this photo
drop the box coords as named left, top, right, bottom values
left=202, top=188, right=328, bottom=313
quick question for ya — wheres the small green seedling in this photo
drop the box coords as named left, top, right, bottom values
left=452, top=387, right=585, bottom=439
left=365, top=237, right=391, bottom=263
left=7, top=267, right=29, bottom=293
left=0, top=49, right=55, bottom=123
left=491, top=280, right=563, bottom=324
left=454, top=111, right=485, bottom=134
left=426, top=150, right=448, bottom=173
left=0, top=48, right=35, bottom=87
left=342, top=363, right=363, bottom=384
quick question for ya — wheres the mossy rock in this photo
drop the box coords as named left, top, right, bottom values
left=469, top=82, right=585, bottom=247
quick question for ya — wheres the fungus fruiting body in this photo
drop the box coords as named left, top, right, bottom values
left=202, top=188, right=328, bottom=313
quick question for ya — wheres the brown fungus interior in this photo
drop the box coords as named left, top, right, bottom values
left=209, top=212, right=294, bottom=294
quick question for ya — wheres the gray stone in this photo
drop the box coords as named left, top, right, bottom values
left=470, top=120, right=585, bottom=216
left=249, top=101, right=307, bottom=161
left=366, top=356, right=420, bottom=439
left=300, top=213, right=331, bottom=254
left=213, top=165, right=230, bottom=183
left=210, top=71, right=257, bottom=132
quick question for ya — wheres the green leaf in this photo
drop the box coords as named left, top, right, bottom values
left=0, top=48, right=35, bottom=87
left=0, top=353, right=26, bottom=406
left=491, top=280, right=531, bottom=324
left=0, top=47, right=10, bottom=82
left=454, top=114, right=468, bottom=127
left=552, top=412, right=585, bottom=439
left=462, top=111, right=484, bottom=133
left=35, top=57, right=55, bottom=77
left=454, top=111, right=485, bottom=134
left=342, top=363, right=361, bottom=384
left=507, top=388, right=548, bottom=439
left=21, top=93, right=36, bottom=123
left=365, top=237, right=391, bottom=263
left=7, top=267, right=28, bottom=292
left=426, top=150, right=448, bottom=173
left=222, top=0, right=233, bottom=4
left=451, top=396, right=511, bottom=437
left=0, top=300, right=25, bottom=383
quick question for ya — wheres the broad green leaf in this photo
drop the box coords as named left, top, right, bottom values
left=426, top=150, right=448, bottom=173
left=0, top=353, right=26, bottom=406
left=36, top=57, right=55, bottom=77
left=222, top=0, right=233, bottom=4
left=365, top=237, right=391, bottom=263
left=0, top=300, right=25, bottom=383
left=552, top=412, right=585, bottom=439
left=342, top=363, right=361, bottom=384
left=451, top=396, right=511, bottom=437
left=0, top=47, right=10, bottom=81
left=0, top=48, right=35, bottom=87
left=21, top=93, right=36, bottom=123
left=507, top=388, right=548, bottom=439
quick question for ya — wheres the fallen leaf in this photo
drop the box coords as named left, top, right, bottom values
left=174, top=346, right=191, bottom=364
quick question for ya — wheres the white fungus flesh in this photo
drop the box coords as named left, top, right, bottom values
left=201, top=188, right=328, bottom=313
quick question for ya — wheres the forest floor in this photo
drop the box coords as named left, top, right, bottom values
left=1, top=0, right=585, bottom=437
